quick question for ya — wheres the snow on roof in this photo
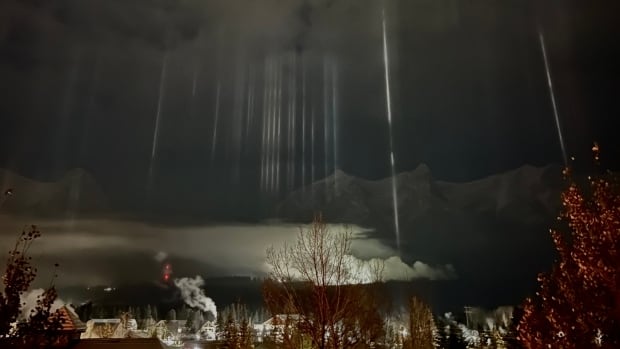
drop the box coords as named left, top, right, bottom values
left=262, top=314, right=303, bottom=326
left=57, top=305, right=87, bottom=332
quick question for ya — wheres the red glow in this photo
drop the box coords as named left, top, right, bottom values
left=162, top=263, right=172, bottom=282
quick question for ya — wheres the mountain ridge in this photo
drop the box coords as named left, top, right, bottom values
left=0, top=167, right=109, bottom=216
left=277, top=163, right=565, bottom=286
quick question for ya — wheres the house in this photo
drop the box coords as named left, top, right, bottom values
left=198, top=320, right=217, bottom=340
left=81, top=314, right=141, bottom=339
left=81, top=319, right=125, bottom=339
left=0, top=305, right=86, bottom=348
left=56, top=305, right=88, bottom=345
left=253, top=314, right=302, bottom=342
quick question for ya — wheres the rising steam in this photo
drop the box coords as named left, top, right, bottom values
left=173, top=276, right=217, bottom=319
left=154, top=251, right=168, bottom=262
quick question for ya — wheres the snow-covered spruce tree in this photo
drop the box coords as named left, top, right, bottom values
left=518, top=145, right=620, bottom=348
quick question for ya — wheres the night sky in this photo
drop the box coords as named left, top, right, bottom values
left=0, top=0, right=619, bottom=305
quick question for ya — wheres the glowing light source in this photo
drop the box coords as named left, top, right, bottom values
left=539, top=31, right=568, bottom=166
left=382, top=6, right=401, bottom=251
left=210, top=82, right=221, bottom=162
left=146, top=51, right=169, bottom=197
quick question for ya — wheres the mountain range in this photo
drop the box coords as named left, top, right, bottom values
left=0, top=168, right=108, bottom=216
left=277, top=164, right=566, bottom=294
left=1, top=164, right=569, bottom=309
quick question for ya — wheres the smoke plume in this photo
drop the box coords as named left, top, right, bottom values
left=154, top=251, right=168, bottom=262
left=173, top=276, right=217, bottom=319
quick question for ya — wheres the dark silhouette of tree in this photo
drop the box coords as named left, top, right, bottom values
left=224, top=310, right=240, bottom=349
left=445, top=323, right=466, bottom=349
left=404, top=296, right=435, bottom=349
left=152, top=305, right=159, bottom=322
left=436, top=314, right=466, bottom=349
left=263, top=214, right=384, bottom=349
left=0, top=226, right=64, bottom=347
left=219, top=302, right=254, bottom=348
left=167, top=308, right=177, bottom=321
left=518, top=145, right=620, bottom=348
left=341, top=284, right=386, bottom=348
left=239, top=316, right=253, bottom=349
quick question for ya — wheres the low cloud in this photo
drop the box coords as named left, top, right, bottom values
left=348, top=255, right=456, bottom=283
left=0, top=215, right=455, bottom=288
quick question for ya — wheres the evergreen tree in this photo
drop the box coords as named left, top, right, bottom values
left=192, top=310, right=204, bottom=333
left=94, top=305, right=106, bottom=319
left=167, top=308, right=177, bottom=321
left=143, top=305, right=155, bottom=330
left=186, top=310, right=195, bottom=331
left=518, top=146, right=620, bottom=349
left=179, top=304, right=189, bottom=321
left=224, top=310, right=240, bottom=349
left=434, top=317, right=447, bottom=349
left=239, top=316, right=253, bottom=349
left=446, top=324, right=466, bottom=349
left=217, top=312, right=228, bottom=340
left=145, top=305, right=152, bottom=319
left=134, top=307, right=142, bottom=322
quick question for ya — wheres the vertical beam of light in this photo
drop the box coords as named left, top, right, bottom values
left=311, top=107, right=315, bottom=186
left=80, top=53, right=100, bottom=162
left=539, top=31, right=568, bottom=166
left=150, top=52, right=168, bottom=163
left=268, top=59, right=274, bottom=193
left=267, top=58, right=274, bottom=193
left=56, top=51, right=81, bottom=170
left=246, top=65, right=255, bottom=139
left=272, top=57, right=278, bottom=193
left=264, top=58, right=273, bottom=192
left=291, top=54, right=297, bottom=191
left=69, top=53, right=101, bottom=223
left=191, top=61, right=199, bottom=98
left=332, top=60, right=339, bottom=194
left=261, top=58, right=271, bottom=192
left=60, top=50, right=81, bottom=226
left=210, top=81, right=221, bottom=162
left=382, top=7, right=401, bottom=251
left=232, top=55, right=245, bottom=185
left=323, top=56, right=330, bottom=181
left=270, top=57, right=278, bottom=193
left=267, top=59, right=277, bottom=192
left=189, top=59, right=200, bottom=122
left=275, top=58, right=283, bottom=194
left=147, top=51, right=169, bottom=199
left=287, top=54, right=294, bottom=191
left=301, top=56, right=307, bottom=188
